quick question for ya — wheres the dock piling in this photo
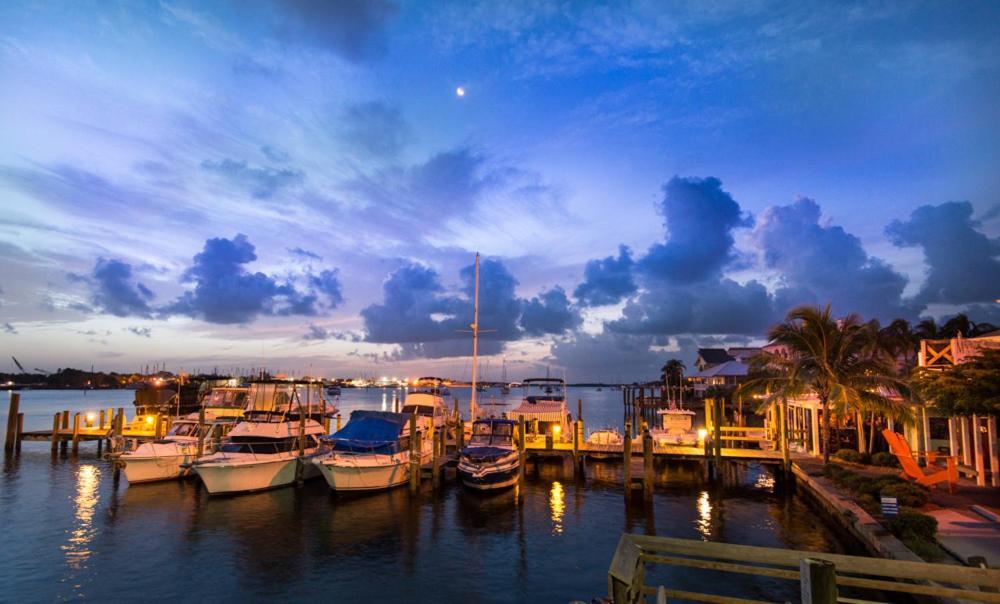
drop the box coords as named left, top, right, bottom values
left=800, top=558, right=837, bottom=604
left=71, top=412, right=81, bottom=455
left=15, top=412, right=23, bottom=453
left=518, top=416, right=526, bottom=487
left=50, top=412, right=60, bottom=453
left=643, top=429, right=653, bottom=500
left=623, top=421, right=632, bottom=495
left=4, top=392, right=20, bottom=454
left=197, top=405, right=206, bottom=458
left=336, top=414, right=342, bottom=432
left=60, top=410, right=69, bottom=453
left=432, top=427, right=441, bottom=488
left=409, top=413, right=420, bottom=493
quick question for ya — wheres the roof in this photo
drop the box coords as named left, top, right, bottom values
left=690, top=360, right=749, bottom=378
left=697, top=348, right=734, bottom=364
left=510, top=399, right=567, bottom=423
left=972, top=329, right=1000, bottom=339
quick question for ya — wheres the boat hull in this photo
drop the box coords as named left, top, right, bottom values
left=194, top=455, right=318, bottom=495
left=314, top=458, right=409, bottom=492
left=458, top=465, right=520, bottom=490
left=122, top=454, right=192, bottom=483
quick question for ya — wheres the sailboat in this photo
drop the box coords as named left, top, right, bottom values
left=500, top=358, right=510, bottom=395
left=459, top=253, right=521, bottom=490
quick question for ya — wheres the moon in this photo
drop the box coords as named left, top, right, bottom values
left=455, top=86, right=465, bottom=97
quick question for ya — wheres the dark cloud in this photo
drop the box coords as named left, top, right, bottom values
left=886, top=201, right=1000, bottom=305
left=361, top=258, right=579, bottom=358
left=303, top=324, right=363, bottom=342
left=573, top=245, right=637, bottom=306
left=304, top=324, right=330, bottom=340
left=200, top=158, right=304, bottom=199
left=163, top=234, right=342, bottom=324
left=520, top=287, right=581, bottom=336
left=275, top=0, right=399, bottom=62
left=756, top=198, right=912, bottom=320
left=638, top=176, right=752, bottom=284
left=125, top=326, right=152, bottom=338
left=288, top=247, right=322, bottom=261
left=548, top=332, right=661, bottom=382
left=261, top=144, right=290, bottom=163
left=338, top=101, right=410, bottom=158
left=71, top=258, right=154, bottom=318
left=2, top=323, right=16, bottom=334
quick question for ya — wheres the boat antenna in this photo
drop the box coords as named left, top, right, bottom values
left=470, top=252, right=480, bottom=419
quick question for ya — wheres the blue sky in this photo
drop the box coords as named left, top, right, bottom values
left=1, top=1, right=998, bottom=381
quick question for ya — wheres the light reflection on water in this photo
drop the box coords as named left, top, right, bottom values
left=64, top=464, right=100, bottom=569
left=695, top=490, right=712, bottom=540
left=549, top=481, right=565, bottom=535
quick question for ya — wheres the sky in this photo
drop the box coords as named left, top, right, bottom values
left=1, top=0, right=999, bottom=381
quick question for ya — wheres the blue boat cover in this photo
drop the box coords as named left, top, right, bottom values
left=323, top=410, right=409, bottom=454
left=461, top=446, right=514, bottom=461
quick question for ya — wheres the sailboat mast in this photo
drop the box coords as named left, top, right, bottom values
left=470, top=253, right=480, bottom=417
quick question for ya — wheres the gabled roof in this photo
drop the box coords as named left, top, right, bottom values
left=691, top=360, right=749, bottom=379
left=697, top=348, right=734, bottom=365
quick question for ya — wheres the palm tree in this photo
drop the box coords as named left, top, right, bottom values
left=660, top=359, right=685, bottom=403
left=739, top=304, right=909, bottom=464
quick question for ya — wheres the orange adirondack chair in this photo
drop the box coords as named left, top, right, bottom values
left=881, top=429, right=958, bottom=494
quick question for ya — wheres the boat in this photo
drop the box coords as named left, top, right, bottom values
left=500, top=358, right=510, bottom=395
left=326, top=384, right=341, bottom=397
left=458, top=418, right=520, bottom=490
left=120, top=398, right=244, bottom=484
left=193, top=381, right=334, bottom=495
left=401, top=377, right=450, bottom=436
left=649, top=406, right=699, bottom=446
left=585, top=428, right=623, bottom=460
left=313, top=410, right=424, bottom=492
left=509, top=377, right=571, bottom=444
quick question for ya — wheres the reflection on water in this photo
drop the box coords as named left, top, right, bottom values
left=549, top=481, right=565, bottom=535
left=695, top=490, right=712, bottom=540
left=64, top=464, right=100, bottom=570
left=754, top=472, right=776, bottom=490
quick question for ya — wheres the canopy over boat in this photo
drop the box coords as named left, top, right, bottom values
left=510, top=399, right=567, bottom=423
left=322, top=410, right=409, bottom=454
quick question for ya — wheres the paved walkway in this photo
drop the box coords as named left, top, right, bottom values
left=928, top=507, right=1000, bottom=567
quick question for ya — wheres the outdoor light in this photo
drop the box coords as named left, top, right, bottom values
left=145, top=416, right=155, bottom=425
left=552, top=425, right=561, bottom=437
left=85, top=412, right=96, bottom=427
left=697, top=428, right=708, bottom=442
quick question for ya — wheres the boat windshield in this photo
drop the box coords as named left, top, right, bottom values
left=218, top=436, right=305, bottom=454
left=470, top=422, right=513, bottom=446
left=400, top=404, right=435, bottom=417
left=204, top=389, right=247, bottom=407
left=168, top=422, right=199, bottom=437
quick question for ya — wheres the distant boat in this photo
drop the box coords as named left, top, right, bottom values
left=313, top=410, right=425, bottom=492
left=500, top=358, right=510, bottom=395
left=458, top=418, right=519, bottom=490
left=326, top=384, right=341, bottom=397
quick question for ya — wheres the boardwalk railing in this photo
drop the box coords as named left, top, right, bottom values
left=608, top=534, right=1000, bottom=603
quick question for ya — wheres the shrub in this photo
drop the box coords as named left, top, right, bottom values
left=870, top=451, right=899, bottom=467
left=887, top=509, right=937, bottom=541
left=880, top=482, right=929, bottom=508
left=834, top=449, right=870, bottom=464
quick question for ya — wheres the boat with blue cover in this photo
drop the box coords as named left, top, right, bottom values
left=313, top=410, right=424, bottom=492
left=458, top=418, right=520, bottom=490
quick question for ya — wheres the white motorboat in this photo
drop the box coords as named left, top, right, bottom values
left=401, top=377, right=450, bottom=433
left=458, top=418, right=520, bottom=490
left=650, top=407, right=699, bottom=446
left=509, top=377, right=571, bottom=445
left=193, top=381, right=334, bottom=495
left=585, top=427, right=624, bottom=460
left=313, top=410, right=426, bottom=492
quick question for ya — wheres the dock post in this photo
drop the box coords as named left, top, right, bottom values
left=643, top=429, right=653, bottom=500
left=572, top=418, right=580, bottom=476
left=713, top=397, right=723, bottom=467
left=50, top=412, right=60, bottom=453
left=336, top=414, right=342, bottom=432
left=780, top=399, right=790, bottom=478
left=988, top=416, right=999, bottom=488
left=409, top=413, right=420, bottom=493
left=60, top=410, right=70, bottom=453
left=623, top=421, right=632, bottom=496
left=99, top=409, right=106, bottom=431
left=458, top=418, right=465, bottom=451
left=197, top=405, right=206, bottom=458
left=15, top=412, right=24, bottom=454
left=800, top=558, right=837, bottom=604
left=518, top=416, right=526, bottom=486
left=432, top=427, right=441, bottom=488
left=4, top=392, right=20, bottom=454
left=296, top=407, right=306, bottom=485
left=72, top=412, right=81, bottom=455
left=973, top=415, right=986, bottom=487
left=153, top=413, right=162, bottom=439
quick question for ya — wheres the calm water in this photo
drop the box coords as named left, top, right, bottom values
left=1, top=388, right=858, bottom=602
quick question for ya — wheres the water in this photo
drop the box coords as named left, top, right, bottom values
left=1, top=388, right=859, bottom=602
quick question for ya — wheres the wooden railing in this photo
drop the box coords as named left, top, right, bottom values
left=608, top=534, right=1000, bottom=603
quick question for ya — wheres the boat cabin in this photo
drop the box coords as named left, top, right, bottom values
left=509, top=378, right=571, bottom=441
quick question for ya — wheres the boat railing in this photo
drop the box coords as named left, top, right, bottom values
left=200, top=440, right=317, bottom=463
left=607, top=533, right=1000, bottom=604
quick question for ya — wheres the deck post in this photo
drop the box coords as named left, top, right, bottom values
left=948, top=417, right=959, bottom=456
left=4, top=392, right=20, bottom=454
left=572, top=419, right=580, bottom=476
left=713, top=397, right=723, bottom=466
left=920, top=406, right=931, bottom=460
left=197, top=405, right=206, bottom=458
left=961, top=416, right=973, bottom=466
left=800, top=558, right=837, bottom=604
left=409, top=413, right=420, bottom=493
left=336, top=414, right=342, bottom=432
left=623, top=421, right=632, bottom=495
left=432, top=427, right=441, bottom=488
left=99, top=409, right=106, bottom=431
left=60, top=410, right=69, bottom=453
left=810, top=406, right=820, bottom=457
left=50, top=412, right=60, bottom=452
left=973, top=415, right=986, bottom=487
left=643, top=429, right=653, bottom=500
left=988, top=416, right=999, bottom=488
left=780, top=399, right=790, bottom=477
left=71, top=412, right=81, bottom=455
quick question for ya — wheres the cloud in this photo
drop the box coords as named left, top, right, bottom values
left=126, top=326, right=152, bottom=338
left=886, top=201, right=1000, bottom=306
left=573, top=245, right=637, bottom=306
left=275, top=0, right=399, bottom=62
left=638, top=176, right=752, bottom=284
left=337, top=101, right=410, bottom=158
left=2, top=323, right=16, bottom=334
left=261, top=144, right=290, bottom=163
left=519, top=287, right=581, bottom=336
left=164, top=234, right=343, bottom=324
left=549, top=332, right=662, bottom=382
left=755, top=197, right=912, bottom=320
left=200, top=158, right=304, bottom=199
left=303, top=324, right=363, bottom=341
left=361, top=257, right=579, bottom=358
left=288, top=247, right=322, bottom=261
left=71, top=258, right=155, bottom=318
left=304, top=324, right=330, bottom=340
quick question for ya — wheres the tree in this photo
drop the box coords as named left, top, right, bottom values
left=660, top=359, right=685, bottom=403
left=913, top=349, right=1000, bottom=416
left=738, top=304, right=909, bottom=464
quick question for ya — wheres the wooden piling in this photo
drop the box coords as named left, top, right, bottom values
left=780, top=399, right=790, bottom=478
left=197, top=405, right=206, bottom=458
left=15, top=412, right=23, bottom=453
left=572, top=418, right=580, bottom=476
left=800, top=558, right=837, bottom=604
left=432, top=427, right=441, bottom=488
left=643, top=429, right=653, bottom=500
left=4, top=392, right=19, bottom=453
left=71, top=412, right=81, bottom=455
left=99, top=409, right=106, bottom=430
left=518, top=416, right=526, bottom=486
left=457, top=418, right=465, bottom=451
left=988, top=416, right=999, bottom=488
left=409, top=413, right=420, bottom=493
left=50, top=412, right=60, bottom=452
left=296, top=406, right=307, bottom=485
left=336, top=414, right=342, bottom=432
left=153, top=413, right=163, bottom=439
left=713, top=397, right=723, bottom=467
left=60, top=410, right=69, bottom=453
left=623, top=421, right=632, bottom=494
